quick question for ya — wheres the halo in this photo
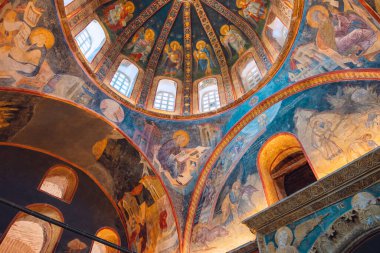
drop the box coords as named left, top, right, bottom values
left=196, top=40, right=206, bottom=50
left=173, top=130, right=190, bottom=147
left=220, top=24, right=230, bottom=36
left=124, top=1, right=135, bottom=13
left=235, top=0, right=245, bottom=9
left=145, top=28, right=155, bottom=41
left=30, top=27, right=55, bottom=49
left=306, top=5, right=329, bottom=29
left=170, top=41, right=181, bottom=50
left=352, top=192, right=376, bottom=210
left=275, top=226, right=293, bottom=246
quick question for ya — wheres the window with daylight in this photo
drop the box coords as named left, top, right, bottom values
left=75, top=20, right=106, bottom=62
left=153, top=79, right=177, bottom=112
left=240, top=58, right=262, bottom=91
left=0, top=204, right=63, bottom=253
left=198, top=78, right=220, bottom=113
left=39, top=166, right=78, bottom=203
left=90, top=228, right=120, bottom=253
left=110, top=60, right=139, bottom=98
left=63, top=0, right=74, bottom=6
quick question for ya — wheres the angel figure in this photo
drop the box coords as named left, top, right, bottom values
left=162, top=40, right=183, bottom=75
left=103, top=0, right=135, bottom=31
left=193, top=40, right=216, bottom=75
left=267, top=214, right=328, bottom=253
left=236, top=0, right=267, bottom=27
left=126, top=27, right=155, bottom=64
left=220, top=179, right=258, bottom=225
left=220, top=24, right=247, bottom=58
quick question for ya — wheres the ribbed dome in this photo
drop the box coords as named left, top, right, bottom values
left=59, top=0, right=297, bottom=118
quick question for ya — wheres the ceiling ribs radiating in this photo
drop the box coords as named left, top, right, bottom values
left=183, top=2, right=193, bottom=114
left=95, top=0, right=172, bottom=80
left=138, top=0, right=183, bottom=105
left=200, top=0, right=272, bottom=69
left=192, top=0, right=235, bottom=103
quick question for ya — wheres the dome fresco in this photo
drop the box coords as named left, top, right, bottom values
left=1, top=0, right=380, bottom=252
left=58, top=0, right=299, bottom=117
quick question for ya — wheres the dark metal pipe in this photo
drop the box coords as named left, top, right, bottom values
left=0, top=197, right=133, bottom=253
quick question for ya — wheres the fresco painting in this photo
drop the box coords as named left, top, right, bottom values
left=295, top=85, right=380, bottom=178
left=236, top=0, right=269, bottom=32
left=190, top=80, right=380, bottom=252
left=289, top=0, right=380, bottom=82
left=0, top=0, right=379, bottom=251
left=193, top=40, right=217, bottom=77
left=191, top=103, right=281, bottom=252
left=125, top=27, right=156, bottom=66
left=0, top=91, right=180, bottom=253
left=100, top=0, right=135, bottom=32
left=264, top=183, right=380, bottom=253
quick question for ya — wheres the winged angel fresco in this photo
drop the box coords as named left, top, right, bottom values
left=266, top=214, right=328, bottom=253
left=220, top=24, right=247, bottom=58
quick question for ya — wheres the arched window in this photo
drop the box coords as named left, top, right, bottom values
left=63, top=0, right=74, bottom=6
left=239, top=58, right=262, bottom=91
left=0, top=204, right=63, bottom=253
left=267, top=16, right=288, bottom=47
left=153, top=79, right=177, bottom=112
left=75, top=20, right=106, bottom=62
left=110, top=60, right=139, bottom=98
left=90, top=228, right=120, bottom=253
left=257, top=133, right=317, bottom=205
left=198, top=78, right=220, bottom=113
left=38, top=165, right=78, bottom=203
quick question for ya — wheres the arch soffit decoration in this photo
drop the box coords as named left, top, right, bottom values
left=54, top=0, right=304, bottom=120
left=182, top=69, right=380, bottom=252
left=0, top=89, right=182, bottom=248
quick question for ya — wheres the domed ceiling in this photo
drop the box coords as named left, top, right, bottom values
left=59, top=0, right=299, bottom=118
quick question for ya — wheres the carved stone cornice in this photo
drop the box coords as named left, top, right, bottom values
left=243, top=148, right=380, bottom=235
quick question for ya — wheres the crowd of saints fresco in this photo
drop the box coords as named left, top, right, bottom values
left=264, top=183, right=380, bottom=253
left=0, top=0, right=380, bottom=252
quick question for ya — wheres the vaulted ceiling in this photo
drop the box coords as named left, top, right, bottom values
left=1, top=0, right=380, bottom=252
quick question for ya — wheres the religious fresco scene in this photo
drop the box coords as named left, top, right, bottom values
left=0, top=0, right=380, bottom=251
left=263, top=183, right=380, bottom=253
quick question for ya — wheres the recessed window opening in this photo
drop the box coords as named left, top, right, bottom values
left=63, top=0, right=74, bottom=6
left=198, top=78, right=220, bottom=112
left=153, top=79, right=177, bottom=112
left=240, top=58, right=262, bottom=91
left=110, top=60, right=139, bottom=98
left=39, top=166, right=78, bottom=203
left=75, top=20, right=106, bottom=62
